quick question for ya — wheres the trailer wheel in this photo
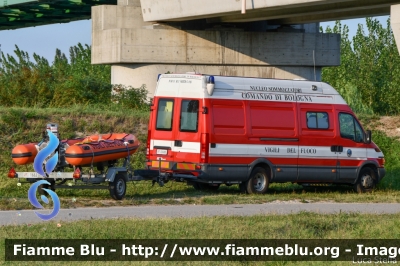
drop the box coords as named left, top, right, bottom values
left=354, top=167, right=376, bottom=193
left=109, top=174, right=127, bottom=200
left=245, top=167, right=269, bottom=194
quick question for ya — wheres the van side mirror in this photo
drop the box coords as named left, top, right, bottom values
left=364, top=130, right=372, bottom=144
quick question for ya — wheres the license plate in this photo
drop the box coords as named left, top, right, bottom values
left=156, top=149, right=168, bottom=155
left=18, top=172, right=72, bottom=179
left=19, top=172, right=43, bottom=178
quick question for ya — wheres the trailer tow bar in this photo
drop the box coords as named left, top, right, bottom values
left=152, top=158, right=165, bottom=187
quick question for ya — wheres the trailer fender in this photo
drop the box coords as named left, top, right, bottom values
left=105, top=167, right=128, bottom=182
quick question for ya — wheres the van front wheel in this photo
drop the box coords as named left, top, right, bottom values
left=354, top=167, right=376, bottom=193
left=245, top=167, right=269, bottom=194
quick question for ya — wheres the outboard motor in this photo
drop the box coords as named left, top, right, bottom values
left=37, top=123, right=69, bottom=170
left=46, top=123, right=59, bottom=138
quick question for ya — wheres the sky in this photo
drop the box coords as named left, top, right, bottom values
left=0, top=15, right=390, bottom=64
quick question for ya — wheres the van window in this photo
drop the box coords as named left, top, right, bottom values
left=180, top=100, right=199, bottom=132
left=307, top=112, right=329, bottom=129
left=156, top=99, right=174, bottom=131
left=339, top=113, right=364, bottom=142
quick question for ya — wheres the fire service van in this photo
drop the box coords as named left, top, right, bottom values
left=146, top=73, right=385, bottom=194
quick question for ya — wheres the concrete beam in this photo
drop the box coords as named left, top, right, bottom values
left=93, top=27, right=340, bottom=66
left=91, top=4, right=153, bottom=64
left=139, top=0, right=397, bottom=23
left=208, top=2, right=391, bottom=23
left=391, top=4, right=400, bottom=54
left=91, top=4, right=151, bottom=31
left=117, top=0, right=140, bottom=6
left=270, top=7, right=390, bottom=25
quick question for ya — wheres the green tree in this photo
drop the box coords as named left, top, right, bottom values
left=0, top=43, right=112, bottom=107
left=322, top=18, right=400, bottom=115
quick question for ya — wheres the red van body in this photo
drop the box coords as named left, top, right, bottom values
left=146, top=73, right=385, bottom=193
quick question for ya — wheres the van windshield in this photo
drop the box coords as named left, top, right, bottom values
left=180, top=100, right=199, bottom=132
left=156, top=99, right=174, bottom=131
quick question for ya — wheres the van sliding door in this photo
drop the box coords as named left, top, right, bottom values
left=298, top=105, right=337, bottom=182
left=247, top=101, right=298, bottom=182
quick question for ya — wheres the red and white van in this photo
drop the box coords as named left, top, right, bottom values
left=146, top=73, right=385, bottom=193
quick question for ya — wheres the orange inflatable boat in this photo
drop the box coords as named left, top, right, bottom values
left=11, top=138, right=84, bottom=165
left=65, top=133, right=140, bottom=166
left=11, top=143, right=39, bottom=165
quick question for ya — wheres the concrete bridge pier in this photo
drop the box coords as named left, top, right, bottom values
left=92, top=0, right=340, bottom=97
left=391, top=5, right=400, bottom=54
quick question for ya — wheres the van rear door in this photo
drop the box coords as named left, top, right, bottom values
left=151, top=98, right=175, bottom=166
left=173, top=98, right=201, bottom=164
left=150, top=75, right=204, bottom=170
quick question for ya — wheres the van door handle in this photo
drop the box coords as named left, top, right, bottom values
left=330, top=146, right=343, bottom=152
left=174, top=140, right=182, bottom=147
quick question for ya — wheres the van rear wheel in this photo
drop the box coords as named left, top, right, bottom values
left=245, top=167, right=269, bottom=194
left=354, top=167, right=376, bottom=193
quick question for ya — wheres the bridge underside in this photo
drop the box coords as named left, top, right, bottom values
left=0, top=0, right=116, bottom=30
left=139, top=0, right=398, bottom=24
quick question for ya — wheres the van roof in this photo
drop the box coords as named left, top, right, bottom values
left=155, top=73, right=346, bottom=105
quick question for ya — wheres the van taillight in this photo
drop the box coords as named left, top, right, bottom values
left=200, top=133, right=209, bottom=163
left=146, top=130, right=151, bottom=159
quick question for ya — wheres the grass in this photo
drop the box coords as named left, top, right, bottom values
left=3, top=181, right=400, bottom=211
left=1, top=108, right=400, bottom=266
left=5, top=211, right=399, bottom=239
left=1, top=107, right=400, bottom=209
left=2, top=212, right=400, bottom=265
